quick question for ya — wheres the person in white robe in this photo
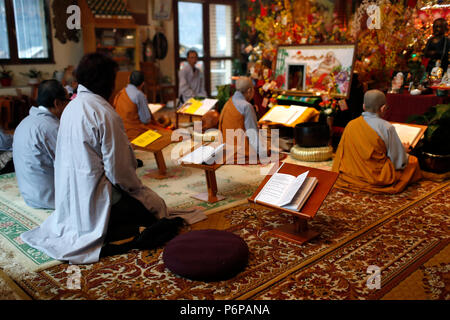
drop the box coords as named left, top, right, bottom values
left=178, top=50, right=207, bottom=103
left=13, top=80, right=69, bottom=209
left=20, top=53, right=192, bottom=264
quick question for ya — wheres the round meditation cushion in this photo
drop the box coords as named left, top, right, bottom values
left=162, top=229, right=249, bottom=281
left=290, top=145, right=333, bottom=162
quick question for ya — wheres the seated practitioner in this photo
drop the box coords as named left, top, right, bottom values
left=332, top=89, right=422, bottom=194
left=114, top=70, right=158, bottom=141
left=13, top=80, right=69, bottom=209
left=218, top=76, right=267, bottom=164
left=0, top=128, right=14, bottom=174
left=178, top=50, right=207, bottom=103
left=20, top=53, right=194, bottom=264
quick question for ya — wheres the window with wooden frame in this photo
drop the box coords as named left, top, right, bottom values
left=174, top=0, right=235, bottom=97
left=0, top=0, right=54, bottom=64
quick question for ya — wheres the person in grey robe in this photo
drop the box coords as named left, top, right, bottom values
left=21, top=53, right=188, bottom=264
left=178, top=49, right=207, bottom=103
left=13, top=80, right=69, bottom=209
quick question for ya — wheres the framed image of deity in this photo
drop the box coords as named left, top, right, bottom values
left=274, top=44, right=357, bottom=99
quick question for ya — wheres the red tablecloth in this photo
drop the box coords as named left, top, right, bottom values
left=385, top=93, right=449, bottom=122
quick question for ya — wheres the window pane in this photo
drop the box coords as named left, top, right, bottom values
left=211, top=60, right=232, bottom=96
left=178, top=2, right=203, bottom=58
left=209, top=4, right=232, bottom=57
left=13, top=0, right=49, bottom=59
left=0, top=0, right=9, bottom=59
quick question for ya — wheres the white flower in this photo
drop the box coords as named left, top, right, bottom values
left=324, top=108, right=332, bottom=115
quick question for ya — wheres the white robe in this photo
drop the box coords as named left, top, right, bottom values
left=12, top=107, right=59, bottom=209
left=21, top=85, right=168, bottom=264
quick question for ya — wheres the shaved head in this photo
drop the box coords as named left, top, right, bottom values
left=235, top=77, right=253, bottom=93
left=364, top=90, right=386, bottom=113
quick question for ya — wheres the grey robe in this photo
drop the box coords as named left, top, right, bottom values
left=178, top=64, right=207, bottom=102
left=13, top=107, right=59, bottom=209
left=21, top=85, right=168, bottom=264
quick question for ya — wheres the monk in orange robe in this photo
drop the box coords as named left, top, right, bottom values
left=114, top=71, right=158, bottom=141
left=218, top=77, right=266, bottom=164
left=332, top=90, right=422, bottom=194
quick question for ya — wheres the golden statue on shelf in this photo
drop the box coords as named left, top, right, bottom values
left=429, top=60, right=444, bottom=85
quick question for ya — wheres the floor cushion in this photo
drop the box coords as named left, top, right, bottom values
left=162, top=229, right=249, bottom=281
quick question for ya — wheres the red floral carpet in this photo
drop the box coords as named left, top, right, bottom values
left=15, top=179, right=448, bottom=300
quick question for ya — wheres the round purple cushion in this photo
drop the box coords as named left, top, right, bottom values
left=162, top=229, right=249, bottom=281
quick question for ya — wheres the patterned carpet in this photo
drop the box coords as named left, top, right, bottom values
left=12, top=179, right=448, bottom=300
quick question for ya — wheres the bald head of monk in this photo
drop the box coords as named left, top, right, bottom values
left=236, top=77, right=255, bottom=102
left=363, top=89, right=387, bottom=115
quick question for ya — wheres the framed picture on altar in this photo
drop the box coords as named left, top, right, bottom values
left=274, top=44, right=356, bottom=99
left=287, top=64, right=306, bottom=91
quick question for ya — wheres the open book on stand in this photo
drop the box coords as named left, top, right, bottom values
left=179, top=143, right=225, bottom=165
left=259, top=105, right=308, bottom=126
left=391, top=122, right=427, bottom=148
left=254, top=164, right=318, bottom=212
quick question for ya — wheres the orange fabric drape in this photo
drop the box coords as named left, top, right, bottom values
left=332, top=116, right=422, bottom=194
left=113, top=88, right=152, bottom=141
left=218, top=98, right=255, bottom=164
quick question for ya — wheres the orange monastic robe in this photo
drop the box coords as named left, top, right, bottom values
left=332, top=116, right=422, bottom=194
left=218, top=98, right=256, bottom=164
left=114, top=88, right=152, bottom=141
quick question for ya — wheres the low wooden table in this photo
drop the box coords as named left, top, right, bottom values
left=181, top=161, right=225, bottom=203
left=132, top=125, right=174, bottom=179
left=248, top=162, right=338, bottom=245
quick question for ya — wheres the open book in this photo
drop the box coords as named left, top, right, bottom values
left=178, top=98, right=218, bottom=116
left=148, top=103, right=164, bottom=114
left=392, top=123, right=426, bottom=147
left=255, top=168, right=318, bottom=211
left=179, top=143, right=225, bottom=165
left=131, top=129, right=162, bottom=147
left=260, top=105, right=308, bottom=126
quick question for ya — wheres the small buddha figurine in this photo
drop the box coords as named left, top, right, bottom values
left=430, top=60, right=444, bottom=85
left=390, top=72, right=404, bottom=93
left=440, top=67, right=450, bottom=87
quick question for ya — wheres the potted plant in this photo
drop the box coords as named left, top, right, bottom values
left=20, top=68, right=45, bottom=85
left=0, top=66, right=13, bottom=87
left=408, top=104, right=450, bottom=173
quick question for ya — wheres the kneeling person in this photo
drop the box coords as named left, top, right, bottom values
left=13, top=80, right=69, bottom=209
left=114, top=70, right=157, bottom=140
left=332, top=89, right=422, bottom=193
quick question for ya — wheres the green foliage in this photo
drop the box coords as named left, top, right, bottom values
left=0, top=66, right=13, bottom=79
left=407, top=104, right=450, bottom=155
left=20, top=68, right=44, bottom=78
left=216, top=84, right=235, bottom=113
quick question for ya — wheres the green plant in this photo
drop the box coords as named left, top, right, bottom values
left=0, top=66, right=13, bottom=79
left=407, top=104, right=450, bottom=155
left=216, top=84, right=235, bottom=113
left=20, top=68, right=44, bottom=79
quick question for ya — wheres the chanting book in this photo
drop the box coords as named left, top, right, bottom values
left=148, top=103, right=164, bottom=114
left=391, top=123, right=427, bottom=148
left=131, top=129, right=162, bottom=147
left=179, top=143, right=225, bottom=165
left=178, top=98, right=218, bottom=116
left=259, top=105, right=308, bottom=126
left=254, top=165, right=318, bottom=212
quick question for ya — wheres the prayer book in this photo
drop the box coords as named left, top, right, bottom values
left=391, top=123, right=427, bottom=148
left=179, top=143, right=225, bottom=165
left=131, top=129, right=162, bottom=147
left=148, top=103, right=164, bottom=114
left=254, top=165, right=318, bottom=211
left=178, top=98, right=218, bottom=116
left=260, top=105, right=308, bottom=126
